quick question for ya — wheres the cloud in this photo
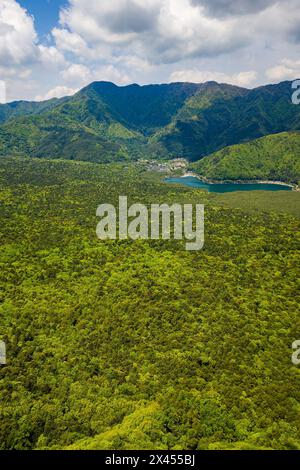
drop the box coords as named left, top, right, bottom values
left=36, top=62, right=131, bottom=101
left=53, top=0, right=249, bottom=65
left=0, top=80, right=6, bottom=104
left=58, top=0, right=161, bottom=45
left=38, top=0, right=300, bottom=101
left=35, top=85, right=79, bottom=101
left=101, top=1, right=159, bottom=34
left=266, top=60, right=300, bottom=81
left=52, top=27, right=91, bottom=57
left=170, top=69, right=257, bottom=87
left=0, top=0, right=37, bottom=65
left=288, top=27, right=300, bottom=44
left=0, top=1, right=68, bottom=101
left=92, top=65, right=131, bottom=85
left=62, top=63, right=92, bottom=84
left=61, top=62, right=131, bottom=88
left=190, top=0, right=275, bottom=17
left=38, top=45, right=66, bottom=68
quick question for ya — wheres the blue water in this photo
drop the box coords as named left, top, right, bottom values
left=165, top=177, right=292, bottom=193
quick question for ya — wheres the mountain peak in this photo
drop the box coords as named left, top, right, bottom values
left=1, top=80, right=299, bottom=163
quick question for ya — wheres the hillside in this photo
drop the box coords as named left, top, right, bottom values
left=1, top=80, right=300, bottom=163
left=191, top=132, right=300, bottom=184
left=156, top=81, right=300, bottom=160
left=0, top=157, right=300, bottom=450
left=0, top=98, right=64, bottom=124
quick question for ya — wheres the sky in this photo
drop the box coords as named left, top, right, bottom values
left=1, top=0, right=300, bottom=102
left=19, top=1, right=66, bottom=38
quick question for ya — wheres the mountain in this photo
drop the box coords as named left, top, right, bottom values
left=0, top=80, right=300, bottom=163
left=155, top=81, right=300, bottom=160
left=0, top=97, right=63, bottom=124
left=190, top=131, right=300, bottom=184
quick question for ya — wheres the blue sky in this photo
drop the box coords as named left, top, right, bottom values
left=1, top=0, right=300, bottom=102
left=19, top=0, right=65, bottom=38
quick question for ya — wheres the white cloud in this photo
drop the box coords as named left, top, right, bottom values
left=94, top=65, right=131, bottom=84
left=35, top=85, right=79, bottom=101
left=0, top=0, right=37, bottom=65
left=0, top=80, right=6, bottom=104
left=61, top=63, right=130, bottom=87
left=53, top=0, right=249, bottom=65
left=233, top=71, right=258, bottom=87
left=37, top=62, right=132, bottom=101
left=170, top=69, right=257, bottom=87
left=58, top=0, right=161, bottom=46
left=52, top=27, right=91, bottom=57
left=38, top=45, right=66, bottom=69
left=48, top=0, right=300, bottom=94
left=0, top=0, right=68, bottom=101
left=266, top=60, right=300, bottom=81
left=0, top=65, right=31, bottom=79
left=62, top=63, right=92, bottom=84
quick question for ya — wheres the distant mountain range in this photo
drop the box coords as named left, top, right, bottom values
left=0, top=80, right=300, bottom=170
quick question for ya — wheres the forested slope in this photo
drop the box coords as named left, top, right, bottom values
left=191, top=132, right=300, bottom=184
left=1, top=80, right=300, bottom=163
left=0, top=157, right=299, bottom=450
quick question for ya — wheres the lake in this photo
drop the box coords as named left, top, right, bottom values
left=165, top=177, right=293, bottom=193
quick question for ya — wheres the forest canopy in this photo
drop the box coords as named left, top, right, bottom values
left=0, top=157, right=299, bottom=450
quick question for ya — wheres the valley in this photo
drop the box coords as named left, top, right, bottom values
left=0, top=81, right=299, bottom=182
left=0, top=80, right=300, bottom=451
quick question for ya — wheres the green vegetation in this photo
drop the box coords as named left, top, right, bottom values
left=0, top=97, right=62, bottom=124
left=148, top=80, right=300, bottom=160
left=212, top=190, right=300, bottom=218
left=1, top=80, right=300, bottom=164
left=191, top=132, right=300, bottom=184
left=0, top=157, right=299, bottom=450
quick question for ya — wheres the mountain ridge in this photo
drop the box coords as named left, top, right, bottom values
left=0, top=80, right=299, bottom=163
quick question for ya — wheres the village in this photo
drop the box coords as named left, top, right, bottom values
left=138, top=158, right=189, bottom=174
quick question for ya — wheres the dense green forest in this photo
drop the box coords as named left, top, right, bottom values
left=0, top=157, right=299, bottom=450
left=191, top=132, right=300, bottom=184
left=1, top=80, right=300, bottom=163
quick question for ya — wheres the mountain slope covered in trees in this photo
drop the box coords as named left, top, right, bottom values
left=191, top=132, right=300, bottom=184
left=1, top=80, right=300, bottom=163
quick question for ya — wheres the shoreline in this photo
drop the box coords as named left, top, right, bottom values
left=180, top=172, right=299, bottom=191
